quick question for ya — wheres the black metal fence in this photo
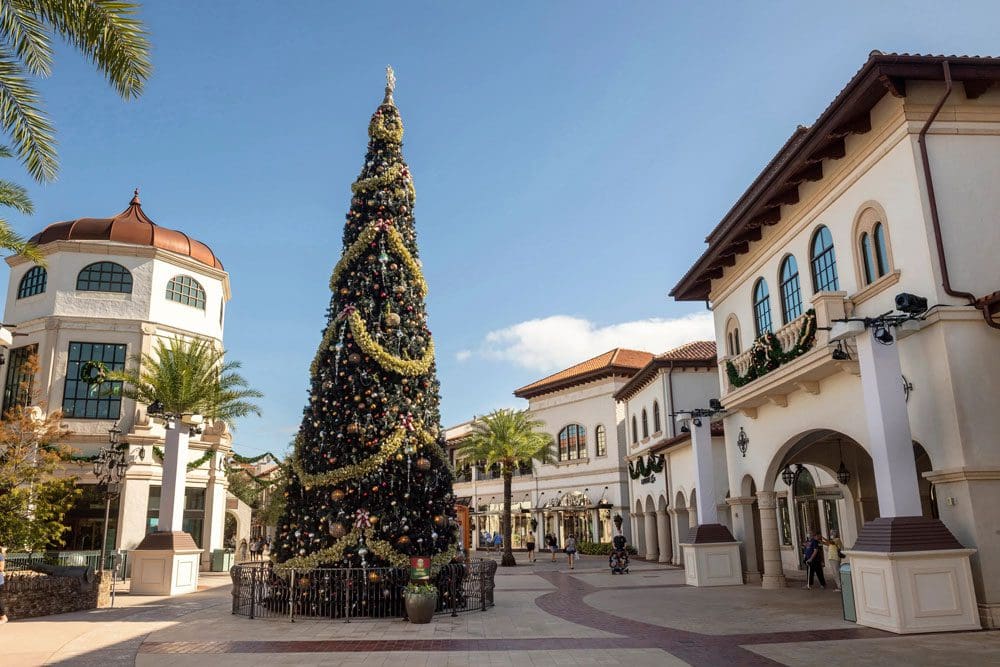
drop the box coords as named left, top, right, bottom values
left=230, top=559, right=497, bottom=622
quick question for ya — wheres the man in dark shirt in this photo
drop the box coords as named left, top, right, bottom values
left=803, top=531, right=826, bottom=589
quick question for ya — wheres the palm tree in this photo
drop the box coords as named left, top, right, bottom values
left=110, top=338, right=262, bottom=427
left=0, top=1, right=150, bottom=258
left=457, top=409, right=553, bottom=567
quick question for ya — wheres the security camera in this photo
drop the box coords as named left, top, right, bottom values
left=895, top=292, right=928, bottom=315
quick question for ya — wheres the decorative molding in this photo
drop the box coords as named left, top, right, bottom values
left=796, top=381, right=821, bottom=395
left=849, top=269, right=901, bottom=306
left=923, top=467, right=1000, bottom=484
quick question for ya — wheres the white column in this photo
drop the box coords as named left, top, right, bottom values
left=643, top=511, right=659, bottom=560
left=117, top=476, right=150, bottom=550
left=159, top=422, right=189, bottom=533
left=854, top=329, right=922, bottom=517
left=689, top=418, right=719, bottom=525
left=204, top=451, right=228, bottom=555
left=757, top=491, right=786, bottom=589
left=656, top=509, right=671, bottom=563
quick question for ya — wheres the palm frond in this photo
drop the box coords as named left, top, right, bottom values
left=0, top=217, right=44, bottom=264
left=0, top=46, right=56, bottom=182
left=27, top=0, right=151, bottom=100
left=0, top=178, right=33, bottom=213
left=0, top=1, right=52, bottom=76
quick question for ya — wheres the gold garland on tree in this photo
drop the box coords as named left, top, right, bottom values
left=291, top=426, right=436, bottom=488
left=347, top=310, right=435, bottom=376
left=328, top=222, right=428, bottom=297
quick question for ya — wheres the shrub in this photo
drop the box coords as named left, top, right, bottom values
left=577, top=541, right=636, bottom=555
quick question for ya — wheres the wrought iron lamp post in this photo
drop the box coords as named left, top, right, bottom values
left=92, top=422, right=142, bottom=572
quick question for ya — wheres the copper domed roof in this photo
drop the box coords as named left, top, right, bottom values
left=29, top=191, right=223, bottom=270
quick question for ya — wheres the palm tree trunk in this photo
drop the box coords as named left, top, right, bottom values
left=501, top=471, right=516, bottom=566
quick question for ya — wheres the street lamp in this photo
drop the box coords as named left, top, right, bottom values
left=93, top=421, right=141, bottom=574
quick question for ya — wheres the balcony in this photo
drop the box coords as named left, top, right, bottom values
left=720, top=292, right=858, bottom=418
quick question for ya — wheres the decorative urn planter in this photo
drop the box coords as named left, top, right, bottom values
left=404, top=587, right=438, bottom=624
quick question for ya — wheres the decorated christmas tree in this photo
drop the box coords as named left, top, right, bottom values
left=272, top=68, right=456, bottom=573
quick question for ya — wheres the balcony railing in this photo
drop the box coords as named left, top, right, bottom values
left=719, top=293, right=855, bottom=414
left=725, top=309, right=817, bottom=389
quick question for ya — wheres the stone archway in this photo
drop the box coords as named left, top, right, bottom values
left=633, top=499, right=646, bottom=555
left=643, top=496, right=659, bottom=561
left=688, top=489, right=698, bottom=529
left=656, top=495, right=671, bottom=564
left=672, top=490, right=688, bottom=566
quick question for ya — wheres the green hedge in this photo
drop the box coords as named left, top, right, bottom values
left=577, top=541, right=637, bottom=555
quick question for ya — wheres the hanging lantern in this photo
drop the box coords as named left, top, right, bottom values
left=415, top=457, right=431, bottom=471
left=433, top=514, right=447, bottom=526
left=368, top=571, right=381, bottom=583
left=346, top=422, right=360, bottom=434
left=781, top=465, right=796, bottom=487
left=396, top=535, right=411, bottom=547
left=348, top=352, right=362, bottom=365
left=331, top=489, right=345, bottom=502
left=736, top=427, right=750, bottom=457
left=836, top=461, right=851, bottom=485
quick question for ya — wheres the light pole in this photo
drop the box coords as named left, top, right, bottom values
left=92, top=422, right=142, bottom=572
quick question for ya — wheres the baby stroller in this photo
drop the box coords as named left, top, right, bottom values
left=609, top=534, right=630, bottom=574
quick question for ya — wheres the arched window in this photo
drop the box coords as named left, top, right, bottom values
left=752, top=278, right=772, bottom=336
left=725, top=316, right=741, bottom=356
left=810, top=225, right=839, bottom=292
left=641, top=409, right=649, bottom=439
left=855, top=206, right=893, bottom=286
left=779, top=255, right=802, bottom=324
left=77, top=262, right=132, bottom=293
left=17, top=266, right=47, bottom=298
left=595, top=424, right=607, bottom=456
left=558, top=424, right=586, bottom=461
left=652, top=401, right=661, bottom=433
left=166, top=275, right=207, bottom=309
left=631, top=415, right=638, bottom=444
left=873, top=223, right=889, bottom=277
left=860, top=233, right=876, bottom=285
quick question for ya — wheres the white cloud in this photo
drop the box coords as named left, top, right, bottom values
left=462, top=311, right=715, bottom=372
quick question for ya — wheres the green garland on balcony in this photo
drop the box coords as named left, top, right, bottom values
left=152, top=445, right=217, bottom=471
left=726, top=309, right=817, bottom=389
left=628, top=453, right=665, bottom=480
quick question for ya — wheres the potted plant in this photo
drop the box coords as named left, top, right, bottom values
left=404, top=582, right=438, bottom=624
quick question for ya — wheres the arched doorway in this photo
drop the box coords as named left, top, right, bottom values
left=643, top=496, right=658, bottom=560
left=672, top=491, right=688, bottom=566
left=657, top=495, right=671, bottom=564
left=633, top=499, right=646, bottom=555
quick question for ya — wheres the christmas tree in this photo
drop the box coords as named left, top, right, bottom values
left=273, top=68, right=456, bottom=574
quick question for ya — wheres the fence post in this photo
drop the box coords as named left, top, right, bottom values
left=248, top=566, right=256, bottom=620
left=450, top=565, right=458, bottom=617
left=480, top=562, right=487, bottom=612
left=289, top=568, right=296, bottom=623
left=344, top=569, right=351, bottom=623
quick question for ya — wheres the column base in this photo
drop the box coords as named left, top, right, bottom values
left=979, top=602, right=1000, bottom=630
left=680, top=524, right=742, bottom=587
left=846, top=516, right=980, bottom=634
left=761, top=573, right=786, bottom=589
left=129, top=531, right=204, bottom=596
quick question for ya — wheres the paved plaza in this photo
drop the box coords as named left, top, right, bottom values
left=5, top=556, right=999, bottom=666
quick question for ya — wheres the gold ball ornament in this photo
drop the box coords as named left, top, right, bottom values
left=331, top=489, right=346, bottom=501
left=433, top=514, right=447, bottom=526
left=385, top=312, right=401, bottom=328
left=329, top=522, right=346, bottom=538
left=368, top=571, right=381, bottom=583
left=346, top=423, right=360, bottom=434
left=396, top=535, right=411, bottom=547
left=415, top=457, right=431, bottom=471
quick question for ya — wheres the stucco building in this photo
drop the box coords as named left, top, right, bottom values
left=671, top=53, right=1000, bottom=632
left=2, top=192, right=249, bottom=569
left=449, top=349, right=653, bottom=550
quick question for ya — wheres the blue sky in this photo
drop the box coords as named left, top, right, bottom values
left=2, top=1, right=997, bottom=456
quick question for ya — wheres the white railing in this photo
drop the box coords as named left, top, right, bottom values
left=725, top=310, right=815, bottom=390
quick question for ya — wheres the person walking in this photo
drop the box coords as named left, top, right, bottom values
left=0, top=543, right=8, bottom=623
left=549, top=533, right=559, bottom=562
left=526, top=531, right=536, bottom=563
left=803, top=531, right=826, bottom=589
left=824, top=530, right=844, bottom=591
left=492, top=531, right=502, bottom=553
left=565, top=534, right=577, bottom=569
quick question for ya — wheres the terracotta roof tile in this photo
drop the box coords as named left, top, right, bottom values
left=614, top=340, right=718, bottom=402
left=514, top=348, right=653, bottom=399
left=656, top=340, right=717, bottom=362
